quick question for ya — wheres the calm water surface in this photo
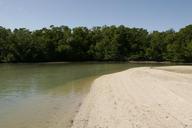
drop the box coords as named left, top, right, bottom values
left=0, top=62, right=167, bottom=128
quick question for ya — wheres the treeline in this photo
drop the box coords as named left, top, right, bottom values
left=0, top=25, right=192, bottom=63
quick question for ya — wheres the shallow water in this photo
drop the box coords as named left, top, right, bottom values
left=0, top=62, right=166, bottom=128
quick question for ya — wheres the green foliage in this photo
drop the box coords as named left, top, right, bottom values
left=0, top=25, right=192, bottom=62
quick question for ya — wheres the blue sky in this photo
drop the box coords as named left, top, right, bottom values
left=0, top=0, right=191, bottom=31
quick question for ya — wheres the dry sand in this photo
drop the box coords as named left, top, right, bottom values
left=72, top=66, right=192, bottom=128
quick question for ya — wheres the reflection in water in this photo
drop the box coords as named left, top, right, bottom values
left=0, top=62, right=166, bottom=128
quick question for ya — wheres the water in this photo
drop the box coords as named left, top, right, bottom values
left=0, top=62, right=165, bottom=128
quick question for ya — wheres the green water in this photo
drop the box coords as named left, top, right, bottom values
left=0, top=62, right=166, bottom=128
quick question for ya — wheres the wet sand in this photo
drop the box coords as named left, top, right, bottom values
left=72, top=66, right=192, bottom=128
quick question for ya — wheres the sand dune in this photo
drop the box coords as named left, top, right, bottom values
left=72, top=66, right=192, bottom=128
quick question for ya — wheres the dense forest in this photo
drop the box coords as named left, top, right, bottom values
left=0, top=24, right=192, bottom=63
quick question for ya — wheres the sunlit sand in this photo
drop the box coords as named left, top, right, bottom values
left=72, top=66, right=192, bottom=128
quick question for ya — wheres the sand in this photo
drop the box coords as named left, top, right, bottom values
left=72, top=66, right=192, bottom=128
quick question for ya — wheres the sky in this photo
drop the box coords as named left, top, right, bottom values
left=0, top=0, right=191, bottom=31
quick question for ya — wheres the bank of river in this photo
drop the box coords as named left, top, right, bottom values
left=72, top=66, right=192, bottom=128
left=0, top=62, right=169, bottom=128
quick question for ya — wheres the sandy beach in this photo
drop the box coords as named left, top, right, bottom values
left=72, top=66, right=192, bottom=128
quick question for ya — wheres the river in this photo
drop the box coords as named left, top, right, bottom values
left=0, top=62, right=167, bottom=128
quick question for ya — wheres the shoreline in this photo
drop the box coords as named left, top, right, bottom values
left=1, top=61, right=192, bottom=65
left=72, top=66, right=192, bottom=128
